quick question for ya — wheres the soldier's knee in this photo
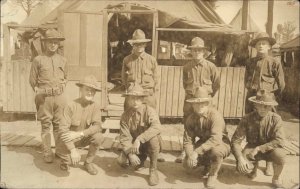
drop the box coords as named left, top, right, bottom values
left=117, top=152, right=129, bottom=168
left=147, top=136, right=160, bottom=153
left=270, top=148, right=286, bottom=165
left=91, top=132, right=104, bottom=146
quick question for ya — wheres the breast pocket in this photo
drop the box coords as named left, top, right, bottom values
left=184, top=71, right=194, bottom=84
left=261, top=75, right=275, bottom=92
left=143, top=70, right=154, bottom=86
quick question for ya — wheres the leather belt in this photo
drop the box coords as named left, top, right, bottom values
left=36, top=85, right=64, bottom=96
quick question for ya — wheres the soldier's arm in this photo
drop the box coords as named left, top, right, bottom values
left=152, top=57, right=159, bottom=90
left=121, top=58, right=127, bottom=87
left=119, top=114, right=133, bottom=155
left=63, top=57, right=68, bottom=86
left=29, top=57, right=39, bottom=91
left=211, top=65, right=220, bottom=97
left=82, top=103, right=102, bottom=136
left=136, top=107, right=161, bottom=143
left=231, top=118, right=247, bottom=161
left=257, top=116, right=286, bottom=153
left=183, top=117, right=196, bottom=157
left=194, top=112, right=224, bottom=154
left=58, top=104, right=75, bottom=150
left=274, top=60, right=285, bottom=93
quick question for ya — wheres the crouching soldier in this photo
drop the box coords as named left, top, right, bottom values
left=117, top=83, right=162, bottom=186
left=183, top=87, right=230, bottom=189
left=231, top=90, right=286, bottom=188
left=56, top=75, right=104, bottom=175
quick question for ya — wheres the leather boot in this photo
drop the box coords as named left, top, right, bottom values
left=206, top=175, right=217, bottom=189
left=149, top=168, right=159, bottom=186
left=272, top=178, right=284, bottom=189
left=84, top=162, right=98, bottom=175
left=41, top=133, right=53, bottom=163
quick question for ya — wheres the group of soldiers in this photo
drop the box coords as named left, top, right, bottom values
left=29, top=28, right=286, bottom=188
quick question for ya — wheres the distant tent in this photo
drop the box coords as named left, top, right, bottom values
left=280, top=35, right=300, bottom=51
left=229, top=8, right=261, bottom=32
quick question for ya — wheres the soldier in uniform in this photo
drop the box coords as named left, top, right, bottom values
left=56, top=75, right=104, bottom=175
left=231, top=90, right=286, bottom=188
left=121, top=29, right=159, bottom=110
left=117, top=83, right=162, bottom=186
left=245, top=32, right=285, bottom=175
left=183, top=87, right=231, bottom=189
left=176, top=37, right=220, bottom=163
left=29, top=29, right=68, bottom=163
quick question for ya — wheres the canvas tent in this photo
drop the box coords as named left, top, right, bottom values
left=229, top=8, right=261, bottom=32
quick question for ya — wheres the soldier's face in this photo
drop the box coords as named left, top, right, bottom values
left=81, top=86, right=96, bottom=101
left=254, top=104, right=272, bottom=117
left=191, top=48, right=205, bottom=60
left=255, top=40, right=271, bottom=54
left=127, top=96, right=143, bottom=109
left=132, top=43, right=146, bottom=54
left=45, top=40, right=60, bottom=53
left=192, top=102, right=209, bottom=115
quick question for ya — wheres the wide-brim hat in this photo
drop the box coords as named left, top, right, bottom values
left=248, top=89, right=278, bottom=106
left=249, top=32, right=276, bottom=47
left=187, top=37, right=207, bottom=49
left=186, top=87, right=211, bottom=103
left=76, top=75, right=101, bottom=91
left=122, top=83, right=148, bottom=97
left=127, top=29, right=151, bottom=44
left=41, top=29, right=65, bottom=41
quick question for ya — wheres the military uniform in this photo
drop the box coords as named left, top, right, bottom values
left=56, top=97, right=103, bottom=165
left=29, top=31, right=68, bottom=161
left=183, top=107, right=231, bottom=176
left=118, top=104, right=161, bottom=168
left=122, top=52, right=158, bottom=110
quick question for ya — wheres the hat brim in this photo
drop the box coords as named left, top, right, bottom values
left=249, top=37, right=276, bottom=47
left=186, top=97, right=211, bottom=103
left=41, top=37, right=65, bottom=41
left=122, top=93, right=148, bottom=97
left=187, top=46, right=208, bottom=50
left=127, top=39, right=151, bottom=44
left=248, top=96, right=278, bottom=106
left=76, top=83, right=101, bottom=91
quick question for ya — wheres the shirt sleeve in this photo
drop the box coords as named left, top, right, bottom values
left=195, top=112, right=224, bottom=154
left=211, top=65, right=220, bottom=97
left=119, top=113, right=133, bottom=155
left=258, top=116, right=286, bottom=153
left=58, top=104, right=75, bottom=150
left=29, top=57, right=39, bottom=90
left=82, top=103, right=102, bottom=136
left=273, top=60, right=285, bottom=93
left=231, top=117, right=247, bottom=160
left=121, top=58, right=127, bottom=87
left=183, top=116, right=196, bottom=157
left=136, top=107, right=161, bottom=143
left=152, top=57, right=159, bottom=90
left=63, top=57, right=68, bottom=86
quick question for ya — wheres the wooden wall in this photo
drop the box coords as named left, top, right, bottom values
left=156, top=66, right=247, bottom=118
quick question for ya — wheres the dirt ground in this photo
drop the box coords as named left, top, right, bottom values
left=0, top=108, right=299, bottom=189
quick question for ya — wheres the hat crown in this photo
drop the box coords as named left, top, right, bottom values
left=126, top=83, right=145, bottom=96
left=43, top=29, right=64, bottom=40
left=254, top=32, right=271, bottom=40
left=190, top=37, right=205, bottom=48
left=193, top=87, right=210, bottom=99
left=255, top=89, right=275, bottom=103
left=132, top=29, right=146, bottom=40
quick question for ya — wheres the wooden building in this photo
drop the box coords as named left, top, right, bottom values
left=1, top=0, right=249, bottom=119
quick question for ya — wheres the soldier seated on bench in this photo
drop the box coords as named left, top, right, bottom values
left=56, top=75, right=104, bottom=175
left=117, top=83, right=162, bottom=186
left=183, top=87, right=230, bottom=189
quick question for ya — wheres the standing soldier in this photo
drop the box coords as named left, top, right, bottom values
left=117, top=83, right=162, bottom=186
left=29, top=29, right=67, bottom=163
left=122, top=29, right=159, bottom=110
left=183, top=87, right=231, bottom=189
left=56, top=75, right=104, bottom=175
left=245, top=32, right=285, bottom=175
left=176, top=37, right=220, bottom=163
left=231, top=90, right=286, bottom=188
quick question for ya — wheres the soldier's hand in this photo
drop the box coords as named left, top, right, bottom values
left=248, top=147, right=260, bottom=160
left=128, top=153, right=140, bottom=167
left=131, top=139, right=141, bottom=154
left=70, top=148, right=81, bottom=165
left=187, top=151, right=198, bottom=168
left=237, top=156, right=253, bottom=174
left=61, top=131, right=82, bottom=143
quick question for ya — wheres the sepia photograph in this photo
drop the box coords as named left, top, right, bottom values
left=0, top=0, right=299, bottom=188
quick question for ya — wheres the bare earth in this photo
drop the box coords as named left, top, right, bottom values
left=0, top=108, right=299, bottom=189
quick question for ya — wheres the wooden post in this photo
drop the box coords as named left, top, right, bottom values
left=152, top=11, right=159, bottom=58
left=102, top=9, right=108, bottom=109
left=241, top=0, right=249, bottom=30
left=266, top=0, right=274, bottom=36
